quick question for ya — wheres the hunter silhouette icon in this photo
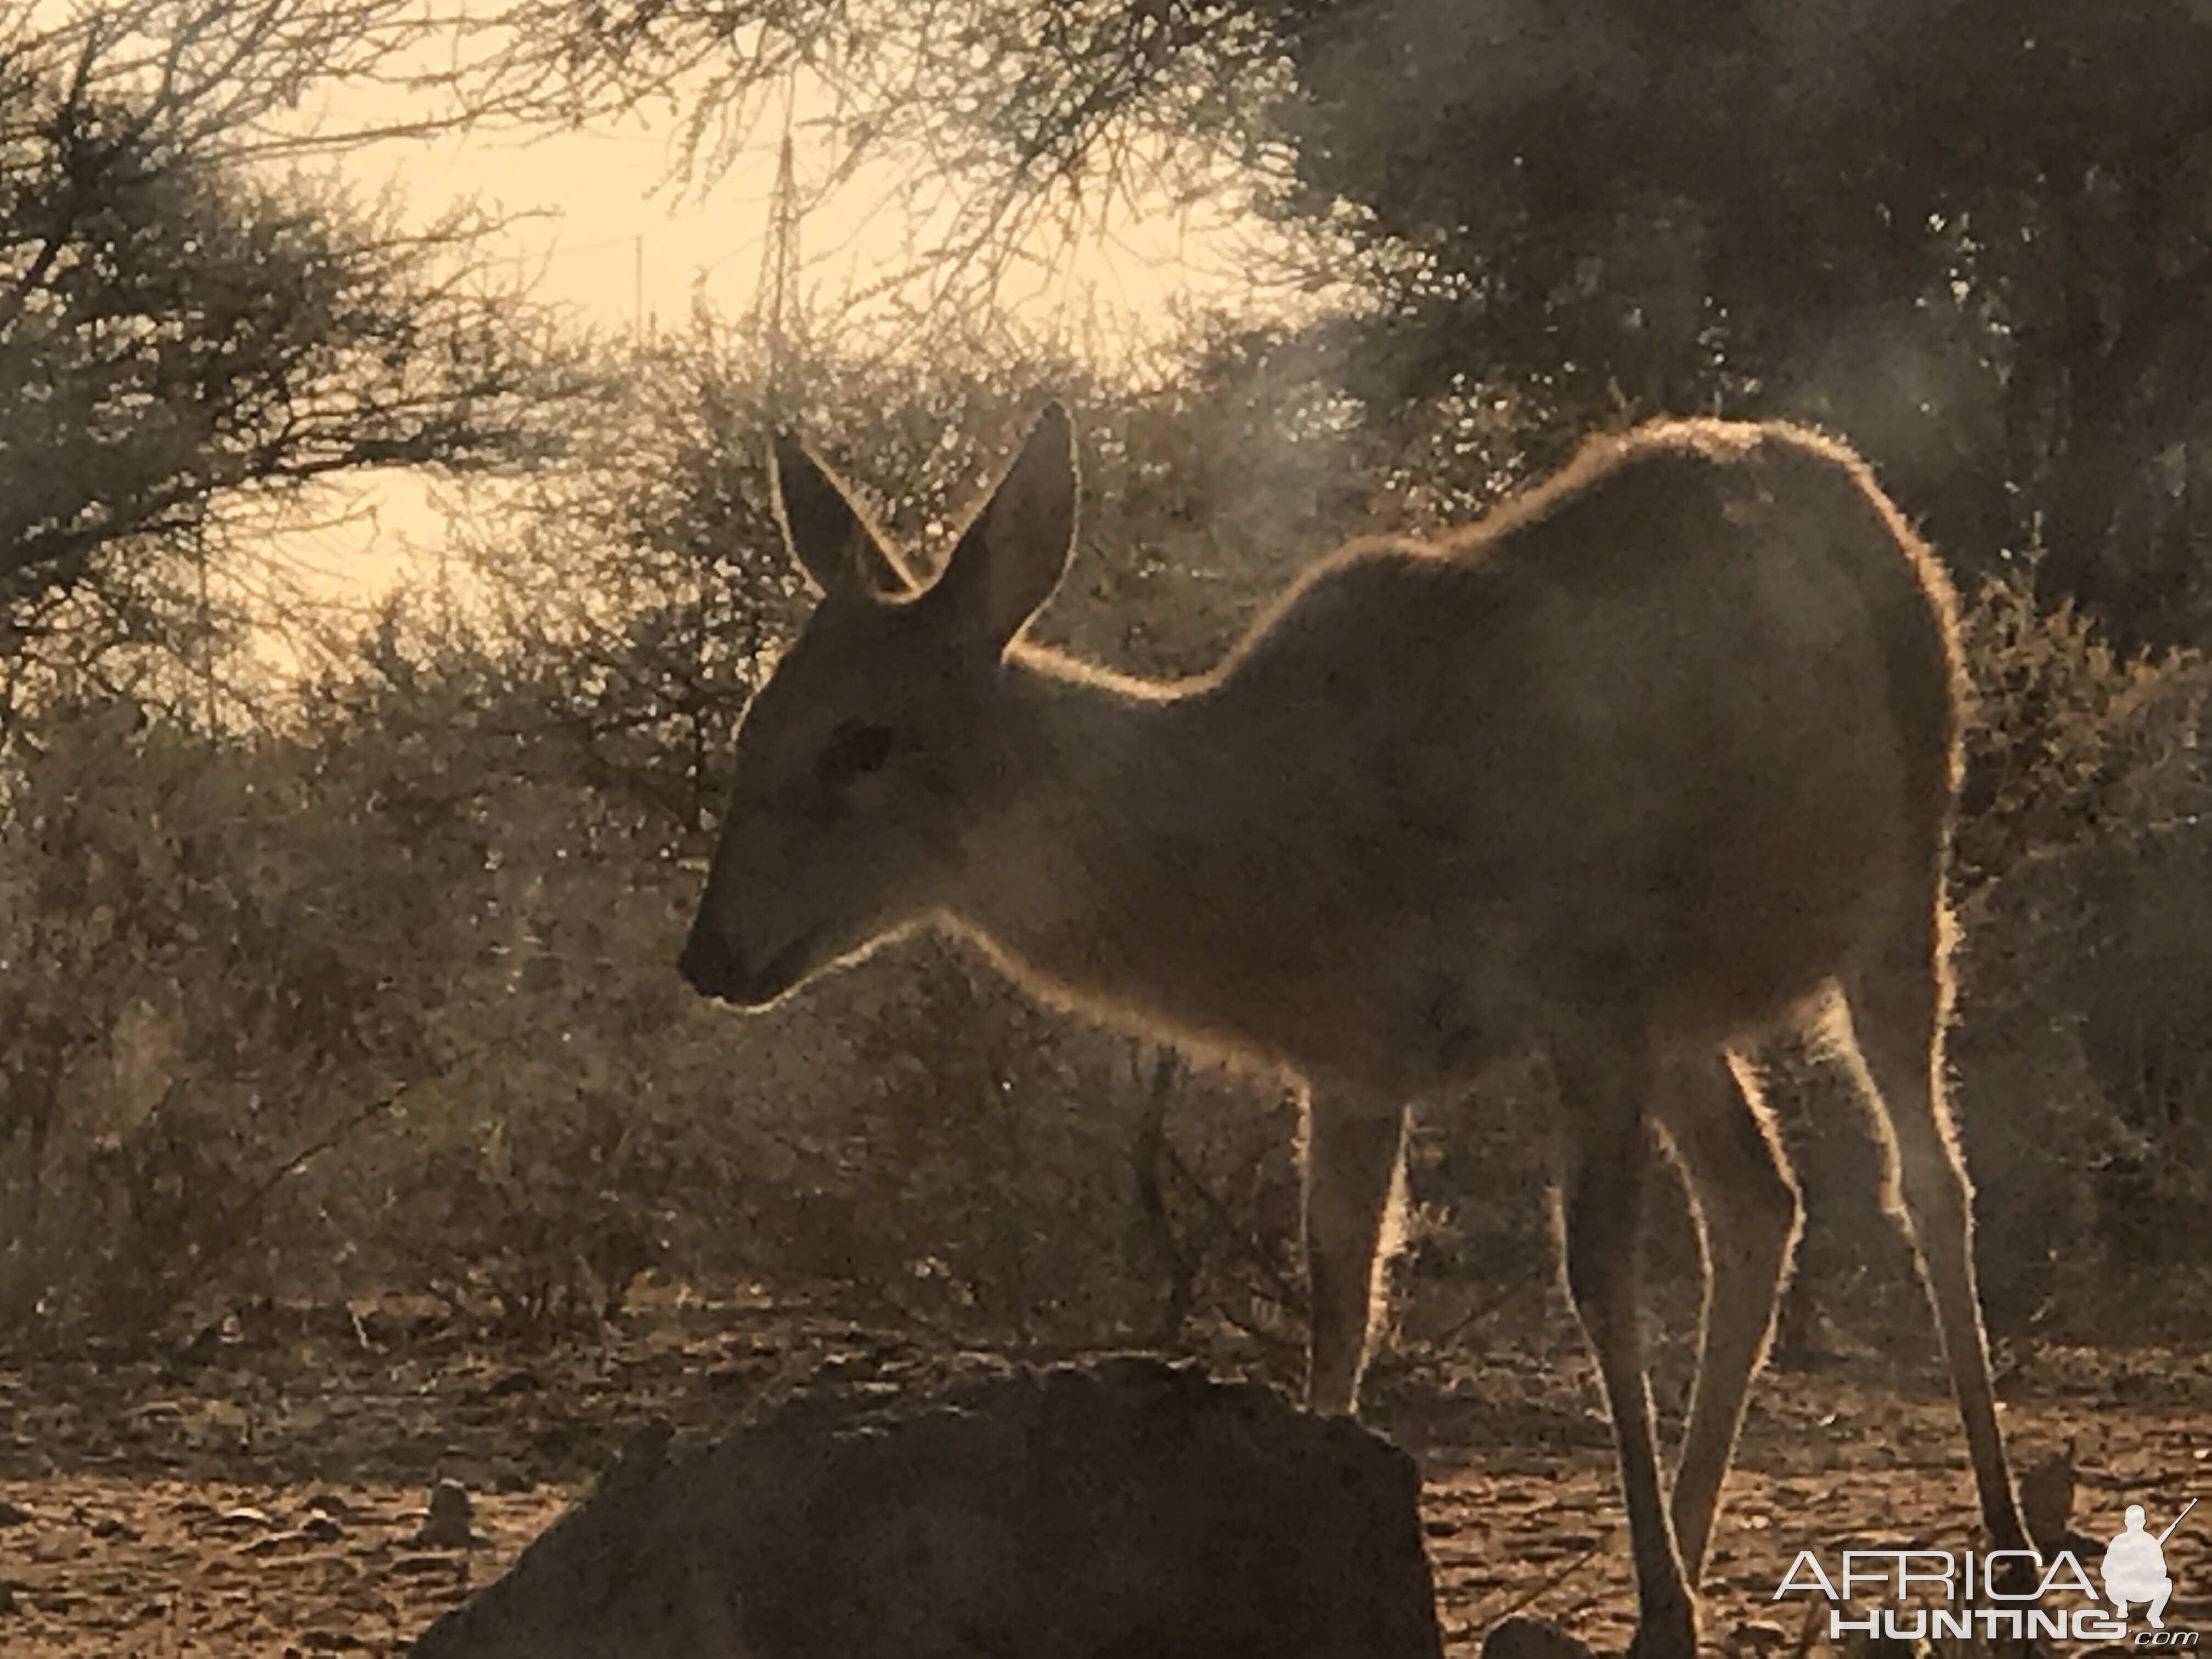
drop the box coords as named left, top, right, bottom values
left=2103, top=1499, right=2194, bottom=1629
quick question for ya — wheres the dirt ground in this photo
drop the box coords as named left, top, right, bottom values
left=1, top=1293, right=2205, bottom=1657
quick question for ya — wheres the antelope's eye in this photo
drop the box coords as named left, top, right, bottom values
left=817, top=720, right=896, bottom=789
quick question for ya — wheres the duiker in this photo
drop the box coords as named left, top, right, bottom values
left=680, top=405, right=2030, bottom=1658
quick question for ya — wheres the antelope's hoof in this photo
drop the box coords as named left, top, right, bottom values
left=1624, top=1604, right=1700, bottom=1659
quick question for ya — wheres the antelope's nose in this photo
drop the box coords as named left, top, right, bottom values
left=678, top=922, right=746, bottom=1001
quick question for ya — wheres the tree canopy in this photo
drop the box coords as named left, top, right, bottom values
left=0, top=0, right=576, bottom=689
left=481, top=0, right=2212, bottom=645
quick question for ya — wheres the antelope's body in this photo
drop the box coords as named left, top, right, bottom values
left=680, top=409, right=2029, bottom=1659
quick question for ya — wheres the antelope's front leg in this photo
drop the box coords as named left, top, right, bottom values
left=1552, top=1040, right=1696, bottom=1659
left=1301, top=1089, right=1409, bottom=1415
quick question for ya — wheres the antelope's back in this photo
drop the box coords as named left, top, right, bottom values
left=1189, top=419, right=1960, bottom=1058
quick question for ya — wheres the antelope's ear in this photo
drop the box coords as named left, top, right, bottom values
left=769, top=432, right=915, bottom=598
left=929, top=403, right=1077, bottom=653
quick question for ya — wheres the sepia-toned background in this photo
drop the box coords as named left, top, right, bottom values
left=1, top=1, right=2207, bottom=1652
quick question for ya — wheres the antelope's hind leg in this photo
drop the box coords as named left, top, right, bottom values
left=1653, top=1049, right=1802, bottom=1584
left=1840, top=905, right=2030, bottom=1556
left=1301, top=1088, right=1409, bottom=1415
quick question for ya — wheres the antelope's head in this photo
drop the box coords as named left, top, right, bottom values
left=678, top=404, right=1077, bottom=1006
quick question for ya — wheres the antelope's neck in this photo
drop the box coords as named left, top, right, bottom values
left=944, top=647, right=1212, bottom=1006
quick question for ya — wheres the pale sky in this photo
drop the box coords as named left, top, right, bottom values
left=329, top=103, right=1269, bottom=347
left=274, top=36, right=1297, bottom=606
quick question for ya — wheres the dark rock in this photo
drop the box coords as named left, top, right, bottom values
left=415, top=1479, right=476, bottom=1548
left=411, top=1356, right=1443, bottom=1659
left=1480, top=1615, right=1596, bottom=1659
